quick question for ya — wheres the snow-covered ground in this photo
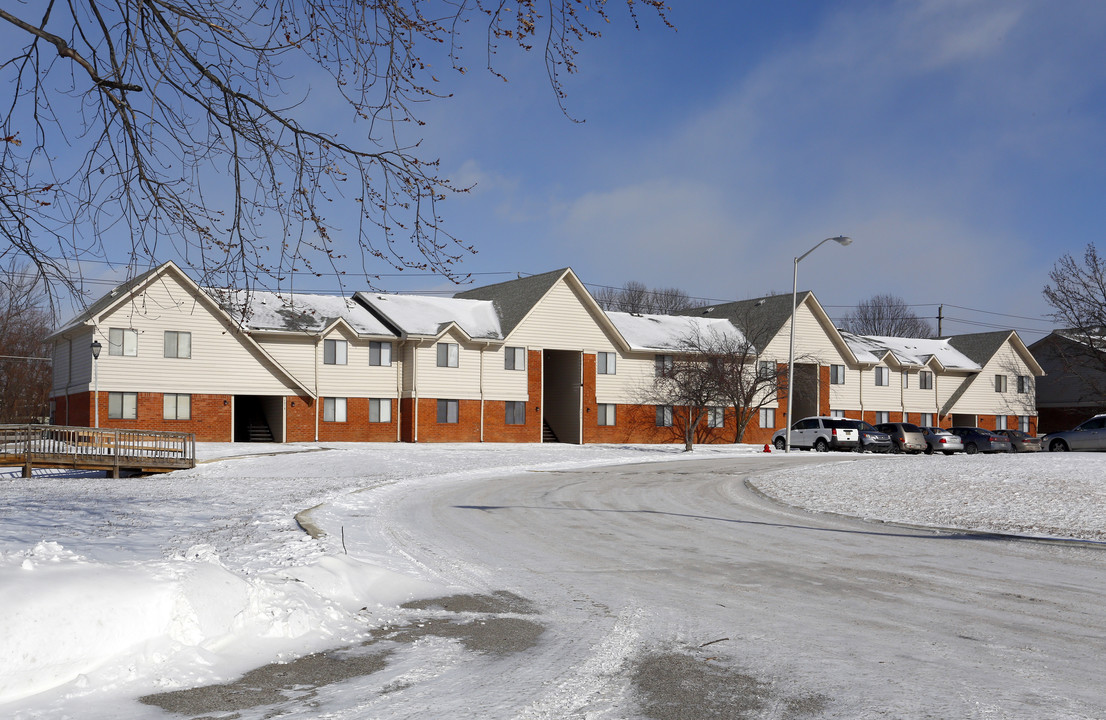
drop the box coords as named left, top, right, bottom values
left=2, top=443, right=1104, bottom=718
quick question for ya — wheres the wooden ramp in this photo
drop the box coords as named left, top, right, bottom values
left=0, top=424, right=196, bottom=478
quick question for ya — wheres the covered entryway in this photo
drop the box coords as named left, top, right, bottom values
left=791, top=363, right=820, bottom=420
left=234, top=395, right=284, bottom=442
left=950, top=413, right=976, bottom=427
left=542, top=350, right=582, bottom=444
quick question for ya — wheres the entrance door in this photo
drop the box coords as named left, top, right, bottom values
left=542, top=350, right=582, bottom=444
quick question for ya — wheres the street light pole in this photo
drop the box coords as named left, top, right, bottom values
left=785, top=236, right=852, bottom=452
left=91, top=340, right=102, bottom=428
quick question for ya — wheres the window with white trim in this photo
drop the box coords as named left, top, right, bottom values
left=163, top=393, right=191, bottom=420
left=656, top=405, right=673, bottom=427
left=437, top=342, right=459, bottom=368
left=1019, top=415, right=1031, bottom=432
left=902, top=372, right=909, bottom=389
left=437, top=399, right=459, bottom=423
left=921, top=413, right=934, bottom=427
left=1017, top=375, right=1030, bottom=393
left=830, top=409, right=845, bottom=418
left=323, top=339, right=347, bottom=365
left=655, top=355, right=674, bottom=377
left=995, top=415, right=1008, bottom=430
left=875, top=367, right=889, bottom=386
left=919, top=371, right=933, bottom=390
left=830, top=364, right=845, bottom=385
left=995, top=374, right=1008, bottom=392
left=323, top=397, right=347, bottom=422
left=369, top=341, right=392, bottom=366
left=708, top=406, right=724, bottom=428
left=504, top=347, right=526, bottom=371
left=597, top=404, right=616, bottom=426
left=876, top=411, right=890, bottom=424
left=758, top=360, right=775, bottom=379
left=505, top=401, right=526, bottom=425
left=369, top=398, right=391, bottom=423
left=108, top=328, right=138, bottom=356
left=108, top=392, right=137, bottom=419
left=163, top=331, right=191, bottom=359
left=597, top=352, right=616, bottom=375
left=759, top=407, right=775, bottom=428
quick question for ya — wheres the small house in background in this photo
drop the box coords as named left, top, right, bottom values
left=1028, top=330, right=1106, bottom=434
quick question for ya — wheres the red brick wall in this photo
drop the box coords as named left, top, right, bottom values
left=818, top=366, right=831, bottom=416
left=586, top=402, right=737, bottom=445
left=287, top=396, right=316, bottom=442
left=416, top=398, right=482, bottom=442
left=54, top=391, right=232, bottom=441
left=316, top=397, right=398, bottom=442
left=483, top=349, right=543, bottom=442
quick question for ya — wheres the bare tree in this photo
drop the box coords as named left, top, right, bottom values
left=639, top=345, right=721, bottom=452
left=1042, top=243, right=1106, bottom=397
left=593, top=281, right=703, bottom=314
left=1, top=1, right=669, bottom=306
left=841, top=294, right=934, bottom=337
left=0, top=264, right=51, bottom=423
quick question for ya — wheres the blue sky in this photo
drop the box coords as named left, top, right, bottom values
left=29, top=1, right=1106, bottom=339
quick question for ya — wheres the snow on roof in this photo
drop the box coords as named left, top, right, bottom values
left=606, top=311, right=746, bottom=352
left=841, top=332, right=980, bottom=370
left=215, top=289, right=393, bottom=336
left=355, top=292, right=503, bottom=339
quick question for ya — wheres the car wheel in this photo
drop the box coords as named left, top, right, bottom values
left=891, top=443, right=903, bottom=454
left=774, top=437, right=786, bottom=451
left=924, top=445, right=934, bottom=455
left=1049, top=439, right=1069, bottom=452
left=965, top=442, right=978, bottom=455
left=814, top=438, right=829, bottom=452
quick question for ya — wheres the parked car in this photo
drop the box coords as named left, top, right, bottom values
left=839, top=419, right=892, bottom=453
left=994, top=429, right=1042, bottom=452
left=874, top=422, right=927, bottom=454
left=1042, top=414, right=1106, bottom=452
left=946, top=427, right=1013, bottom=454
left=919, top=426, right=964, bottom=455
left=772, top=416, right=860, bottom=452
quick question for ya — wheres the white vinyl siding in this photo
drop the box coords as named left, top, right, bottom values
left=96, top=274, right=300, bottom=395
left=108, top=392, right=137, bottom=419
left=164, top=331, right=191, bottom=359
left=108, top=328, right=138, bottom=356
left=323, top=397, right=347, bottom=422
left=417, top=335, right=483, bottom=400
left=163, top=393, right=191, bottom=420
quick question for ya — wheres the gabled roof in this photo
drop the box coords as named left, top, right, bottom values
left=943, top=330, right=1045, bottom=376
left=215, top=289, right=393, bottom=336
left=354, top=292, right=503, bottom=340
left=48, top=261, right=316, bottom=398
left=677, top=292, right=810, bottom=347
left=606, top=311, right=746, bottom=352
left=50, top=265, right=164, bottom=337
left=840, top=332, right=980, bottom=371
left=454, top=269, right=567, bottom=337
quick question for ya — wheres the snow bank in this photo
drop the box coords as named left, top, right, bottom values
left=0, top=541, right=443, bottom=705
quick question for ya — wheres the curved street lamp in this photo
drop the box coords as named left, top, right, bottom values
left=785, top=236, right=852, bottom=452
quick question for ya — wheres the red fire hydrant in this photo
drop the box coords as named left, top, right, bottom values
left=763, top=443, right=772, bottom=453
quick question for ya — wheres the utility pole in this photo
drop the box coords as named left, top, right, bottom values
left=937, top=305, right=944, bottom=336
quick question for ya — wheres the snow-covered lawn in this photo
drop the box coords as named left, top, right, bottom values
left=1, top=443, right=1103, bottom=717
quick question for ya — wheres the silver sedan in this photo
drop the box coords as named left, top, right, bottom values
left=919, top=427, right=964, bottom=455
